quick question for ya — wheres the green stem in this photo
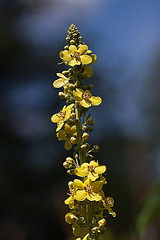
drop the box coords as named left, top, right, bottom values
left=75, top=101, right=85, bottom=165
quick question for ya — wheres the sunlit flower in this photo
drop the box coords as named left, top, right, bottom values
left=53, top=73, right=69, bottom=88
left=73, top=88, right=102, bottom=108
left=74, top=160, right=106, bottom=181
left=59, top=45, right=92, bottom=67
left=73, top=178, right=103, bottom=202
left=51, top=104, right=74, bottom=131
left=57, top=124, right=77, bottom=150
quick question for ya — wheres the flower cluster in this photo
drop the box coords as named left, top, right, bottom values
left=51, top=24, right=115, bottom=240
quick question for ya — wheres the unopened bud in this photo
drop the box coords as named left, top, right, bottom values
left=70, top=137, right=77, bottom=144
left=66, top=157, right=74, bottom=164
left=82, top=133, right=89, bottom=141
left=81, top=143, right=89, bottom=150
left=91, top=145, right=99, bottom=152
left=87, top=84, right=93, bottom=90
left=67, top=169, right=74, bottom=175
left=98, top=219, right=106, bottom=227
left=68, top=181, right=74, bottom=188
left=58, top=92, right=65, bottom=99
left=63, top=161, right=69, bottom=169
left=71, top=112, right=76, bottom=119
left=69, top=84, right=75, bottom=90
left=86, top=50, right=92, bottom=55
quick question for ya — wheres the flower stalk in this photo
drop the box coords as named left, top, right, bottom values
left=51, top=24, right=116, bottom=240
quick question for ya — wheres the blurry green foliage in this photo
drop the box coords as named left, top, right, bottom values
left=136, top=182, right=160, bottom=235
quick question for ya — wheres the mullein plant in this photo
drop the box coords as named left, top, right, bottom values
left=51, top=24, right=116, bottom=240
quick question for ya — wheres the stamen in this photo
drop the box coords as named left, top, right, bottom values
left=85, top=185, right=92, bottom=193
left=74, top=51, right=81, bottom=59
left=57, top=111, right=66, bottom=118
left=83, top=92, right=91, bottom=100
left=88, top=165, right=95, bottom=173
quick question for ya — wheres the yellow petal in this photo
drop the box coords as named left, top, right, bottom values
left=88, top=172, right=99, bottom=181
left=84, top=66, right=93, bottom=78
left=66, top=104, right=74, bottom=111
left=90, top=96, right=102, bottom=106
left=95, top=166, right=106, bottom=175
left=75, top=165, right=89, bottom=177
left=87, top=192, right=102, bottom=201
left=80, top=55, right=92, bottom=65
left=78, top=45, right=88, bottom=55
left=90, top=161, right=99, bottom=168
left=53, top=78, right=66, bottom=88
left=51, top=113, right=62, bottom=123
left=90, top=54, right=97, bottom=65
left=74, top=179, right=84, bottom=189
left=69, top=45, right=77, bottom=54
left=64, top=196, right=74, bottom=209
left=72, top=222, right=80, bottom=236
left=75, top=190, right=87, bottom=201
left=73, top=89, right=83, bottom=101
left=60, top=50, right=72, bottom=61
left=65, top=139, right=72, bottom=150
left=56, top=73, right=67, bottom=79
left=83, top=234, right=89, bottom=240
left=62, top=105, right=66, bottom=112
left=92, top=181, right=103, bottom=193
left=57, top=130, right=66, bottom=140
left=70, top=125, right=76, bottom=134
left=69, top=58, right=80, bottom=66
left=80, top=99, right=91, bottom=108
left=56, top=121, right=64, bottom=132
left=64, top=123, right=71, bottom=132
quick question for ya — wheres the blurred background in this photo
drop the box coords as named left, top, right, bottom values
left=0, top=0, right=160, bottom=239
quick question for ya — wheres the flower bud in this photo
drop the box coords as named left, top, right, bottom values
left=91, top=145, right=99, bottom=152
left=70, top=137, right=77, bottom=144
left=98, top=218, right=106, bottom=227
left=82, top=133, right=89, bottom=141
left=81, top=143, right=89, bottom=150
left=71, top=112, right=76, bottom=119
left=69, top=84, right=75, bottom=90
left=68, top=181, right=74, bottom=188
left=66, top=157, right=74, bottom=165
left=86, top=50, right=92, bottom=55
left=58, top=92, right=65, bottom=99
left=64, top=45, right=69, bottom=50
left=87, top=84, right=93, bottom=90
left=67, top=169, right=75, bottom=175
left=63, top=161, right=69, bottom=169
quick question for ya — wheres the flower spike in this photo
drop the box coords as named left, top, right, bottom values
left=51, top=24, right=116, bottom=240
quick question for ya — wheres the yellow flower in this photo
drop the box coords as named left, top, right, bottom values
left=73, top=88, right=102, bottom=108
left=65, top=181, right=78, bottom=209
left=59, top=45, right=92, bottom=67
left=73, top=178, right=103, bottom=202
left=57, top=123, right=77, bottom=150
left=51, top=104, right=74, bottom=131
left=74, top=160, right=106, bottom=181
left=53, top=73, right=69, bottom=88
